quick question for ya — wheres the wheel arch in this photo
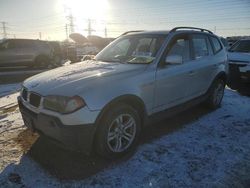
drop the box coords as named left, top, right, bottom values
left=214, top=71, right=227, bottom=83
left=207, top=71, right=227, bottom=94
left=94, top=94, right=147, bottom=128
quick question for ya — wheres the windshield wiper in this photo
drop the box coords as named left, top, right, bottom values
left=97, top=58, right=122, bottom=63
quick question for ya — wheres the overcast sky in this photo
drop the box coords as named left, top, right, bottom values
left=0, top=0, right=250, bottom=40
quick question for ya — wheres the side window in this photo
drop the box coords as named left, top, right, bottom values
left=210, top=36, right=222, bottom=54
left=192, top=35, right=209, bottom=59
left=166, top=35, right=190, bottom=62
left=19, top=40, right=35, bottom=48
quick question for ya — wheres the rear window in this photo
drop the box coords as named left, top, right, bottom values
left=210, top=37, right=222, bottom=54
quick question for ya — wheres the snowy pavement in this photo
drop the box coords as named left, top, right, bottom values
left=0, top=84, right=250, bottom=187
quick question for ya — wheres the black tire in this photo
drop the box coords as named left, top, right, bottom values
left=95, top=103, right=141, bottom=159
left=205, top=79, right=225, bottom=109
left=34, top=55, right=50, bottom=68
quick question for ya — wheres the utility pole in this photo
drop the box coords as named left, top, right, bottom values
left=39, top=32, right=42, bottom=40
left=85, top=19, right=95, bottom=36
left=1, top=21, right=8, bottom=38
left=65, top=24, right=68, bottom=39
left=104, top=26, right=107, bottom=38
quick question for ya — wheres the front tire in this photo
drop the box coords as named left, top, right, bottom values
left=205, top=79, right=225, bottom=109
left=95, top=104, right=141, bottom=159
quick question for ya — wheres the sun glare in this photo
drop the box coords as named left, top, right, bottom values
left=62, top=0, right=109, bottom=20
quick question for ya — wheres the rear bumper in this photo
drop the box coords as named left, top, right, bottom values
left=18, top=97, right=97, bottom=154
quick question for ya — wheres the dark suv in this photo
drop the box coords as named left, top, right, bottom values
left=0, top=39, right=53, bottom=68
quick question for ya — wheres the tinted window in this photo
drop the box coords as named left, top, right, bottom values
left=210, top=37, right=222, bottom=53
left=18, top=40, right=35, bottom=48
left=192, top=35, right=209, bottom=59
left=167, top=36, right=190, bottom=62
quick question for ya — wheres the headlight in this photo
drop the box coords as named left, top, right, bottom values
left=43, top=95, right=86, bottom=114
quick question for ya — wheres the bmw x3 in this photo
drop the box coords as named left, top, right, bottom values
left=18, top=27, right=228, bottom=158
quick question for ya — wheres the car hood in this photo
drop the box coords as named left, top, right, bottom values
left=23, top=60, right=147, bottom=96
left=228, top=52, right=250, bottom=64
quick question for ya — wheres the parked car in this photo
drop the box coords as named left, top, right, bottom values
left=227, top=39, right=250, bottom=93
left=18, top=27, right=228, bottom=158
left=0, top=39, right=53, bottom=68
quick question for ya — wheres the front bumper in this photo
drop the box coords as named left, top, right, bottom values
left=228, top=64, right=250, bottom=89
left=18, top=97, right=97, bottom=154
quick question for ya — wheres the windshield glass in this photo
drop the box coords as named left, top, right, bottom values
left=229, top=40, right=250, bottom=53
left=95, top=35, right=166, bottom=64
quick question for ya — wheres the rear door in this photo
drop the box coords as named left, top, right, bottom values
left=184, top=34, right=215, bottom=98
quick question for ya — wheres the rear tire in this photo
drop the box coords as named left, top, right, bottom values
left=205, top=79, right=225, bottom=109
left=95, top=103, right=141, bottom=159
left=34, top=55, right=50, bottom=68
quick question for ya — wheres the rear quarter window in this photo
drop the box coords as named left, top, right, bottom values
left=210, top=36, right=222, bottom=54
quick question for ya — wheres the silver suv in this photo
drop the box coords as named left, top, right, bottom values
left=18, top=27, right=228, bottom=158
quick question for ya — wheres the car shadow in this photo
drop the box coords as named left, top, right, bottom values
left=23, top=104, right=211, bottom=181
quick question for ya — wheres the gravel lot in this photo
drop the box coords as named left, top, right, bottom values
left=0, top=84, right=250, bottom=187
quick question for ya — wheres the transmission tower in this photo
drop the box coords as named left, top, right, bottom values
left=0, top=21, right=8, bottom=38
left=67, top=14, right=74, bottom=34
left=85, top=19, right=95, bottom=36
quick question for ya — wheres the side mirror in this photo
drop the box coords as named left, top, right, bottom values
left=165, top=55, right=182, bottom=65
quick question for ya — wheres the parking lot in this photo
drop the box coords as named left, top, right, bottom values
left=0, top=82, right=250, bottom=187
left=1, top=0, right=250, bottom=187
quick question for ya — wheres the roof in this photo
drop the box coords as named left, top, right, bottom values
left=124, top=30, right=170, bottom=36
left=122, top=27, right=214, bottom=36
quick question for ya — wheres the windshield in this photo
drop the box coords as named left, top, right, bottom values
left=229, top=40, right=250, bottom=53
left=95, top=35, right=166, bottom=64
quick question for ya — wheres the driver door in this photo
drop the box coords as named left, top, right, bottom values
left=153, top=34, right=194, bottom=113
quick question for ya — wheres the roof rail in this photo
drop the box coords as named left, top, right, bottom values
left=170, top=27, right=213, bottom=34
left=120, top=30, right=144, bottom=36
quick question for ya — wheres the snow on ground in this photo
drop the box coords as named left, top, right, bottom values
left=0, top=85, right=250, bottom=187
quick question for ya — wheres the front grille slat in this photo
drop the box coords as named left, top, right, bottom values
left=29, top=93, right=41, bottom=108
left=21, top=87, right=42, bottom=108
